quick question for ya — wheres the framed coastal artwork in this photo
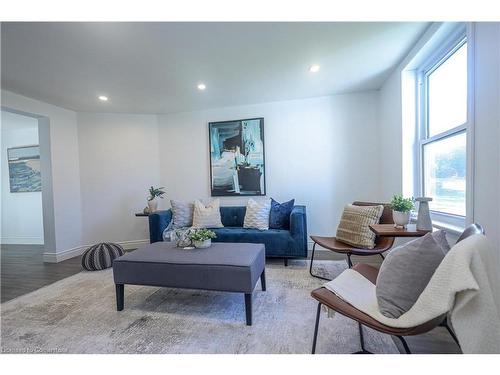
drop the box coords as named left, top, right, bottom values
left=7, top=145, right=42, bottom=193
left=209, top=117, right=266, bottom=196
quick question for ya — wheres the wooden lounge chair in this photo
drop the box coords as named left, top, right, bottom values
left=309, top=201, right=394, bottom=280
left=310, top=223, right=484, bottom=354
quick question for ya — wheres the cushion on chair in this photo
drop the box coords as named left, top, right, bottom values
left=335, top=204, right=384, bottom=249
left=81, top=242, right=125, bottom=271
left=375, top=233, right=445, bottom=318
left=269, top=198, right=295, bottom=229
left=432, top=230, right=451, bottom=253
left=170, top=200, right=194, bottom=228
left=243, top=198, right=271, bottom=230
left=192, top=199, right=224, bottom=228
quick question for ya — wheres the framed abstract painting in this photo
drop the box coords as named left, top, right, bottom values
left=7, top=145, right=42, bottom=193
left=209, top=117, right=266, bottom=196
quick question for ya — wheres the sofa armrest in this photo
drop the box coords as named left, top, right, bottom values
left=148, top=209, right=172, bottom=243
left=290, top=205, right=307, bottom=256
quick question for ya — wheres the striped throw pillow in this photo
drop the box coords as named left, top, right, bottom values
left=243, top=198, right=271, bottom=230
left=192, top=199, right=224, bottom=228
left=336, top=204, right=384, bottom=249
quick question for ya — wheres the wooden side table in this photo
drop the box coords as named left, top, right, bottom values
left=369, top=223, right=431, bottom=237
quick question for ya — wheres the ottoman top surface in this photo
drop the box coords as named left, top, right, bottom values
left=114, top=242, right=265, bottom=267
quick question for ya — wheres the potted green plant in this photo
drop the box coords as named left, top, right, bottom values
left=189, top=229, right=217, bottom=249
left=147, top=186, right=166, bottom=213
left=390, top=194, right=414, bottom=228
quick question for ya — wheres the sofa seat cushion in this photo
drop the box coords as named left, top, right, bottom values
left=212, top=227, right=295, bottom=257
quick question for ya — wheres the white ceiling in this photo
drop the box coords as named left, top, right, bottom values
left=1, top=22, right=429, bottom=114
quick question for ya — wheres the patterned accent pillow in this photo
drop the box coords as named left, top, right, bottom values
left=269, top=198, right=295, bottom=229
left=243, top=198, right=271, bottom=230
left=192, top=199, right=224, bottom=228
left=170, top=200, right=194, bottom=229
left=335, top=204, right=384, bottom=249
left=376, top=233, right=445, bottom=318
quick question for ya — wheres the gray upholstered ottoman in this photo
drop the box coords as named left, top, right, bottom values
left=112, top=241, right=266, bottom=325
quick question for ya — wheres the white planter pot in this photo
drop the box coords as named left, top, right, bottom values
left=393, top=210, right=410, bottom=228
left=147, top=198, right=158, bottom=213
left=194, top=239, right=211, bottom=249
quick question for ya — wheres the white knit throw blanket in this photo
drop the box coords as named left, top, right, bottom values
left=323, top=234, right=500, bottom=353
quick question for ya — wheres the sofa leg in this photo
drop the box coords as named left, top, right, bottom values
left=284, top=258, right=288, bottom=267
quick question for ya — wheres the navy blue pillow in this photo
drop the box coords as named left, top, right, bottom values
left=269, top=198, right=295, bottom=229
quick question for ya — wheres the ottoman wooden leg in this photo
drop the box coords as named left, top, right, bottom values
left=244, top=293, right=252, bottom=326
left=261, top=269, right=266, bottom=291
left=116, top=284, right=124, bottom=311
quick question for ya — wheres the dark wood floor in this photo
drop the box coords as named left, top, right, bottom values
left=1, top=244, right=83, bottom=303
left=1, top=246, right=460, bottom=353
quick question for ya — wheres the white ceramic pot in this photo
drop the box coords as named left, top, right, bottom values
left=194, top=239, right=211, bottom=249
left=147, top=198, right=158, bottom=213
left=393, top=210, right=410, bottom=228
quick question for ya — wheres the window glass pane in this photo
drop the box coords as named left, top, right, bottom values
left=423, top=132, right=466, bottom=216
left=428, top=42, right=467, bottom=137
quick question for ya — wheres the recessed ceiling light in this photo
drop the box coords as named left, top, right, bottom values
left=98, top=95, right=108, bottom=101
left=197, top=83, right=206, bottom=91
left=309, top=64, right=320, bottom=73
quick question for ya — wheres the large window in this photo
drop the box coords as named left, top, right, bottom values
left=419, top=37, right=468, bottom=223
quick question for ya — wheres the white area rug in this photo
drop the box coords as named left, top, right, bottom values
left=1, top=260, right=398, bottom=354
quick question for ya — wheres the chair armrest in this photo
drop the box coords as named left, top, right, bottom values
left=290, top=205, right=308, bottom=255
left=148, top=209, right=172, bottom=243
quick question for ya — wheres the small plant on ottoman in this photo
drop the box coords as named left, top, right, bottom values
left=189, top=229, right=217, bottom=249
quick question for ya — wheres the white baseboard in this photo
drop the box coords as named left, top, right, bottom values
left=117, top=239, right=150, bottom=250
left=43, top=245, right=86, bottom=263
left=1, top=236, right=44, bottom=245
left=42, top=239, right=150, bottom=263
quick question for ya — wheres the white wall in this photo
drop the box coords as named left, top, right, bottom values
left=157, top=92, right=382, bottom=239
left=471, top=23, right=500, bottom=311
left=0, top=111, right=44, bottom=244
left=1, top=90, right=82, bottom=261
left=378, top=70, right=403, bottom=201
left=77, top=113, right=160, bottom=245
left=378, top=22, right=500, bottom=311
left=1, top=89, right=384, bottom=257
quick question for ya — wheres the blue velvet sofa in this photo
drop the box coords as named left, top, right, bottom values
left=148, top=205, right=307, bottom=265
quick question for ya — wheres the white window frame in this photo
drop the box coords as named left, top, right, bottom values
left=415, top=26, right=472, bottom=232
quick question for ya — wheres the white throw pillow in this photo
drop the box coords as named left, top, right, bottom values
left=243, top=198, right=271, bottom=230
left=192, top=199, right=224, bottom=228
left=170, top=200, right=194, bottom=229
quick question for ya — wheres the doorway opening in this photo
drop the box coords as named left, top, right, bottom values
left=1, top=110, right=44, bottom=245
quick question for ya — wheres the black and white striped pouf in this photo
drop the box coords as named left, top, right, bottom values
left=81, top=242, right=125, bottom=271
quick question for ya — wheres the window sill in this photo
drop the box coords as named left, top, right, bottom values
left=432, top=220, right=464, bottom=236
